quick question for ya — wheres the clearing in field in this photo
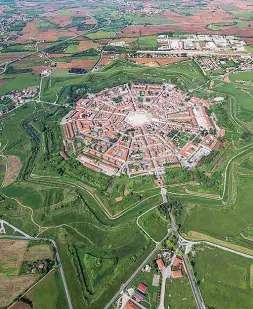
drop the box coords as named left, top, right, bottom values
left=2, top=155, right=22, bottom=187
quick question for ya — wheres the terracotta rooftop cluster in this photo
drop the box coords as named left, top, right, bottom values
left=62, top=83, right=224, bottom=176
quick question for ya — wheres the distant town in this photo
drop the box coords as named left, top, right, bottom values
left=62, top=83, right=224, bottom=177
left=157, top=34, right=247, bottom=53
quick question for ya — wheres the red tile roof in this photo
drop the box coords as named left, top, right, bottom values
left=125, top=301, right=140, bottom=309
left=156, top=258, right=165, bottom=270
left=173, top=257, right=182, bottom=268
left=173, top=269, right=183, bottom=278
left=138, top=282, right=147, bottom=294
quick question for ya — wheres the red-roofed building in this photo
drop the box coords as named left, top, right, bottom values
left=156, top=258, right=165, bottom=270
left=172, top=269, right=183, bottom=278
left=125, top=300, right=140, bottom=309
left=138, top=282, right=147, bottom=294
left=173, top=257, right=183, bottom=268
left=220, top=128, right=225, bottom=137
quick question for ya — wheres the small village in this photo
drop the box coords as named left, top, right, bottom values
left=0, top=86, right=39, bottom=115
left=62, top=83, right=224, bottom=177
left=196, top=54, right=253, bottom=75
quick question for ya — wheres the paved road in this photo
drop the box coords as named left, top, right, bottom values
left=0, top=221, right=73, bottom=309
left=0, top=219, right=30, bottom=238
left=183, top=254, right=205, bottom=309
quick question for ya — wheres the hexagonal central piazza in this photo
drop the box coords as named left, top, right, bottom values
left=125, top=110, right=152, bottom=127
left=62, top=83, right=224, bottom=177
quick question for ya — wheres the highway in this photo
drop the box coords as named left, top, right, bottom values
left=0, top=220, right=73, bottom=309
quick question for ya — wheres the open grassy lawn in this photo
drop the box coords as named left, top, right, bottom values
left=139, top=208, right=169, bottom=242
left=0, top=103, right=37, bottom=161
left=64, top=44, right=79, bottom=53
left=190, top=245, right=253, bottom=309
left=95, top=174, right=161, bottom=215
left=179, top=145, right=253, bottom=243
left=86, top=31, right=115, bottom=40
left=27, top=270, right=68, bottom=309
left=41, top=59, right=206, bottom=104
left=230, top=71, right=253, bottom=82
left=213, top=83, right=253, bottom=115
left=0, top=73, right=40, bottom=96
left=165, top=276, right=197, bottom=309
left=0, top=156, right=6, bottom=186
left=136, top=35, right=158, bottom=49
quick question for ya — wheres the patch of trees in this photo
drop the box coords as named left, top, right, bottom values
left=16, top=296, right=33, bottom=308
left=5, top=66, right=32, bottom=74
left=241, top=131, right=252, bottom=140
left=73, top=48, right=99, bottom=58
left=68, top=244, right=92, bottom=304
left=165, top=232, right=178, bottom=251
left=164, top=167, right=192, bottom=185
left=65, top=85, right=87, bottom=103
left=69, top=68, right=88, bottom=74
left=158, top=200, right=184, bottom=228
left=194, top=169, right=220, bottom=192
left=77, top=23, right=94, bottom=31
left=47, top=41, right=69, bottom=54
left=198, top=150, right=219, bottom=165
left=113, top=96, right=122, bottom=103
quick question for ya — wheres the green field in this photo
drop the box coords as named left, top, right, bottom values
left=230, top=71, right=253, bottom=82
left=27, top=270, right=68, bottom=309
left=136, top=35, right=158, bottom=49
left=139, top=207, right=169, bottom=241
left=65, top=44, right=79, bottom=53
left=0, top=73, right=40, bottom=96
left=233, top=12, right=253, bottom=20
left=165, top=277, right=197, bottom=309
left=190, top=245, right=253, bottom=309
left=86, top=31, right=115, bottom=40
